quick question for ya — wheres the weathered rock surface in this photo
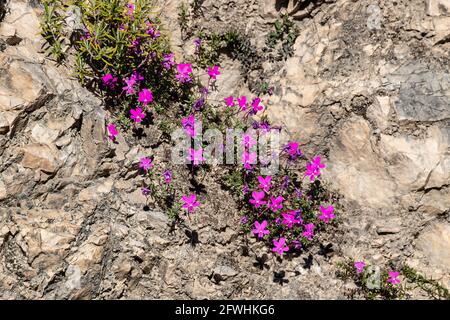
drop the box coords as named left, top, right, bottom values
left=0, top=0, right=449, bottom=299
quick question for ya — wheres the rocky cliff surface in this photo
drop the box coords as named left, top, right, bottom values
left=0, top=0, right=449, bottom=299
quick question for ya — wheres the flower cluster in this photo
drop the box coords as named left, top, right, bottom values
left=45, top=0, right=336, bottom=260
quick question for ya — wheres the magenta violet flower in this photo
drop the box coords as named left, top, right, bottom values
left=146, top=26, right=160, bottom=39
left=268, top=196, right=284, bottom=212
left=272, top=237, right=289, bottom=255
left=162, top=53, right=175, bottom=70
left=163, top=170, right=172, bottom=184
left=182, top=114, right=196, bottom=137
left=188, top=148, right=205, bottom=165
left=318, top=205, right=335, bottom=223
left=138, top=88, right=153, bottom=105
left=181, top=194, right=200, bottom=214
left=257, top=175, right=272, bottom=193
left=131, top=71, right=144, bottom=82
left=107, top=123, right=118, bottom=141
left=102, top=73, right=117, bottom=89
left=252, top=220, right=270, bottom=239
left=292, top=239, right=302, bottom=250
left=123, top=77, right=137, bottom=95
left=242, top=151, right=257, bottom=170
left=194, top=38, right=202, bottom=52
left=176, top=63, right=193, bottom=83
left=305, top=155, right=326, bottom=181
left=193, top=98, right=205, bottom=111
left=302, top=223, right=315, bottom=240
left=354, top=261, right=366, bottom=274
left=242, top=133, right=256, bottom=149
left=141, top=187, right=151, bottom=196
left=285, top=141, right=302, bottom=160
left=251, top=97, right=264, bottom=114
left=237, top=96, right=248, bottom=111
left=130, top=107, right=146, bottom=123
left=387, top=271, right=401, bottom=285
left=207, top=65, right=220, bottom=80
left=224, top=96, right=235, bottom=107
left=139, top=157, right=153, bottom=172
left=249, top=191, right=266, bottom=208
left=281, top=211, right=301, bottom=229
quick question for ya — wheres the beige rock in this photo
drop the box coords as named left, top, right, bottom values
left=432, top=16, right=450, bottom=43
left=0, top=179, right=6, bottom=200
left=367, top=96, right=391, bottom=131
left=0, top=111, right=19, bottom=134
left=12, top=209, right=82, bottom=262
left=416, top=222, right=450, bottom=273
left=380, top=126, right=448, bottom=192
left=419, top=188, right=450, bottom=215
left=78, top=179, right=114, bottom=202
left=327, top=117, right=397, bottom=207
left=427, top=0, right=450, bottom=16
left=30, top=123, right=60, bottom=145
left=21, top=143, right=59, bottom=173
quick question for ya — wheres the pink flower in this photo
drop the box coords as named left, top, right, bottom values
left=127, top=3, right=135, bottom=15
left=207, top=65, right=220, bottom=80
left=242, top=151, right=257, bottom=169
left=354, top=261, right=365, bottom=274
left=181, top=194, right=200, bottom=213
left=162, top=53, right=175, bottom=70
left=107, top=123, right=118, bottom=141
left=237, top=96, right=248, bottom=111
left=123, top=77, right=137, bottom=95
left=318, top=205, right=335, bottom=223
left=305, top=156, right=326, bottom=181
left=131, top=71, right=144, bottom=82
left=302, top=223, right=315, bottom=240
left=272, top=237, right=289, bottom=255
left=285, top=141, right=302, bottom=160
left=252, top=220, right=270, bottom=239
left=130, top=108, right=146, bottom=123
left=194, top=38, right=202, bottom=51
left=251, top=97, right=264, bottom=114
left=141, top=187, right=151, bottom=196
left=249, top=191, right=266, bottom=208
left=138, top=88, right=153, bottom=105
left=188, top=148, right=205, bottom=165
left=139, top=157, right=153, bottom=171
left=387, top=271, right=401, bottom=285
left=182, top=115, right=196, bottom=137
left=224, top=96, right=235, bottom=107
left=281, top=212, right=301, bottom=229
left=146, top=26, right=160, bottom=39
left=163, top=170, right=172, bottom=184
left=257, top=176, right=272, bottom=192
left=102, top=73, right=117, bottom=88
left=268, top=196, right=284, bottom=212
left=176, top=63, right=192, bottom=83
left=242, top=133, right=256, bottom=149
left=292, top=239, right=302, bottom=250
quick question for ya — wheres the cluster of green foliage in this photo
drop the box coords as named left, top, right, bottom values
left=336, top=258, right=450, bottom=300
left=266, top=14, right=299, bottom=60
left=195, top=30, right=262, bottom=75
left=41, top=0, right=66, bottom=62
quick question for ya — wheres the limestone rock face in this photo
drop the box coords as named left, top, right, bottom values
left=0, top=0, right=449, bottom=299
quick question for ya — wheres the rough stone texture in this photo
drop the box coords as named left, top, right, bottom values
left=0, top=0, right=449, bottom=299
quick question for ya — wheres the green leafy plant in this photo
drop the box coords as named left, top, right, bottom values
left=337, top=258, right=450, bottom=300
left=41, top=0, right=66, bottom=62
left=266, top=14, right=299, bottom=60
